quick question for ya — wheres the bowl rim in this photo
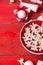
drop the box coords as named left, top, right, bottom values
left=20, top=19, right=43, bottom=55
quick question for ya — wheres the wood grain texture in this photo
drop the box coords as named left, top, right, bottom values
left=0, top=0, right=43, bottom=64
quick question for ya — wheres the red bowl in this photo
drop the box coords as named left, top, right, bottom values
left=20, top=20, right=43, bottom=55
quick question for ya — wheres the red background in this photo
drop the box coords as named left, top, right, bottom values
left=0, top=0, right=43, bottom=65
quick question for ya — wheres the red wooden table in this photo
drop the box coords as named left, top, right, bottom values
left=0, top=0, right=43, bottom=65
